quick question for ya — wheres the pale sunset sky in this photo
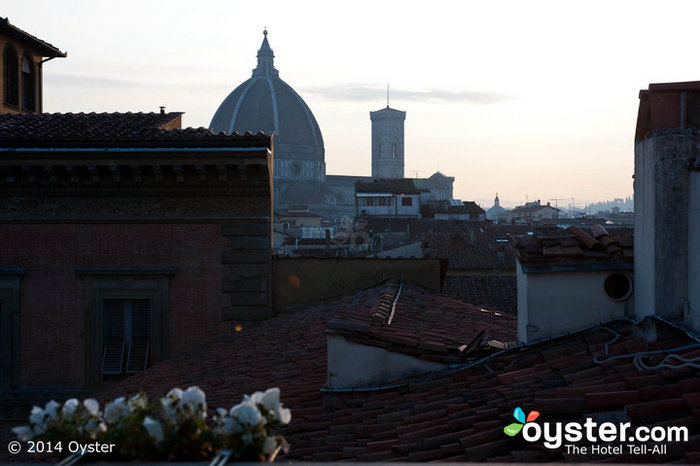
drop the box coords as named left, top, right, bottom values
left=6, top=1, right=700, bottom=207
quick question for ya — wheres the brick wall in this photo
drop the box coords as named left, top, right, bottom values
left=0, top=222, right=229, bottom=388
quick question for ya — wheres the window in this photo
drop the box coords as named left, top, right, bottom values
left=3, top=43, right=19, bottom=106
left=401, top=197, right=413, bottom=207
left=21, top=54, right=35, bottom=112
left=358, top=196, right=393, bottom=207
left=0, top=267, right=25, bottom=389
left=102, top=299, right=151, bottom=375
left=275, top=159, right=290, bottom=177
left=77, top=266, right=174, bottom=387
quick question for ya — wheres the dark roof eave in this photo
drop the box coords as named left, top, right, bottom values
left=0, top=136, right=272, bottom=150
left=1, top=18, right=66, bottom=58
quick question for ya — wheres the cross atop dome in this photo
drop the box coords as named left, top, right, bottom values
left=253, top=28, right=278, bottom=77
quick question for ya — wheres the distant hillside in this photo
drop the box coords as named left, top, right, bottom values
left=585, top=196, right=633, bottom=214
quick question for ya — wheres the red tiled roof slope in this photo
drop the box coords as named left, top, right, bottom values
left=89, top=285, right=700, bottom=462
left=443, top=274, right=517, bottom=314
left=512, top=225, right=633, bottom=266
left=328, top=279, right=516, bottom=363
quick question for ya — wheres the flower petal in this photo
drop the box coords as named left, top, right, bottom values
left=504, top=423, right=523, bottom=436
left=513, top=407, right=526, bottom=423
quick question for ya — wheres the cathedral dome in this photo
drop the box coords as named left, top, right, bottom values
left=210, top=30, right=325, bottom=185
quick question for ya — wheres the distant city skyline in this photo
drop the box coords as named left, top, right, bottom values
left=7, top=0, right=700, bottom=204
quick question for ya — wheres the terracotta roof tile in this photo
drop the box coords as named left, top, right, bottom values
left=41, top=290, right=699, bottom=464
left=512, top=224, right=633, bottom=267
left=442, top=274, right=517, bottom=314
left=327, top=278, right=516, bottom=363
left=0, top=112, right=270, bottom=147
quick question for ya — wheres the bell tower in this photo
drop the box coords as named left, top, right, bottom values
left=370, top=104, right=406, bottom=179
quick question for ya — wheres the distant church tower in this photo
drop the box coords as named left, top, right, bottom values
left=370, top=103, right=406, bottom=179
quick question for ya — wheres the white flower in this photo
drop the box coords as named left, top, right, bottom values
left=85, top=419, right=106, bottom=440
left=104, top=397, right=128, bottom=424
left=248, top=391, right=264, bottom=405
left=182, top=386, right=207, bottom=419
left=262, top=436, right=278, bottom=455
left=43, top=400, right=60, bottom=420
left=12, top=425, right=34, bottom=442
left=166, top=387, right=183, bottom=400
left=218, top=416, right=240, bottom=435
left=143, top=416, right=164, bottom=443
left=273, top=404, right=291, bottom=425
left=128, top=392, right=147, bottom=410
left=231, top=400, right=263, bottom=426
left=260, top=388, right=280, bottom=411
left=83, top=398, right=100, bottom=416
left=63, top=398, right=79, bottom=416
left=29, top=406, right=44, bottom=425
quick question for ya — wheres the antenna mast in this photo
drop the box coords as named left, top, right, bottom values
left=387, top=83, right=390, bottom=108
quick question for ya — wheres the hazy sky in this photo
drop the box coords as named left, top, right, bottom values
left=7, top=1, right=700, bottom=207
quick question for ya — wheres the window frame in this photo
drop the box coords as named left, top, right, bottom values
left=102, top=298, right=152, bottom=376
left=76, top=267, right=175, bottom=388
left=0, top=267, right=26, bottom=389
left=3, top=42, right=19, bottom=107
left=21, top=52, right=35, bottom=112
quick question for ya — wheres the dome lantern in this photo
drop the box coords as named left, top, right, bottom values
left=253, top=28, right=277, bottom=78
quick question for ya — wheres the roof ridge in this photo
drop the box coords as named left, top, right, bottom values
left=370, top=277, right=402, bottom=325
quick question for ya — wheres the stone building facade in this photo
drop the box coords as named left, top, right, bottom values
left=0, top=112, right=272, bottom=389
left=0, top=17, right=65, bottom=114
left=634, top=81, right=700, bottom=334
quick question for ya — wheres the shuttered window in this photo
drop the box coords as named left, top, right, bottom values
left=101, top=299, right=151, bottom=375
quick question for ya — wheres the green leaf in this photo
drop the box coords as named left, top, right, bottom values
left=503, top=423, right=523, bottom=436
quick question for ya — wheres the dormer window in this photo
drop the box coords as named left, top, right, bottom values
left=21, top=53, right=35, bottom=112
left=3, top=43, right=19, bottom=106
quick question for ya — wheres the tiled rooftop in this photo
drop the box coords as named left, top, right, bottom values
left=442, top=274, right=517, bottom=314
left=327, top=278, right=517, bottom=364
left=85, top=279, right=700, bottom=462
left=447, top=201, right=485, bottom=215
left=422, top=225, right=541, bottom=271
left=511, top=225, right=634, bottom=267
left=0, top=112, right=270, bottom=147
left=355, top=178, right=429, bottom=195
left=0, top=17, right=66, bottom=57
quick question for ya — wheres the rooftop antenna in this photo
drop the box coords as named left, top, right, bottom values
left=387, top=83, right=390, bottom=108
